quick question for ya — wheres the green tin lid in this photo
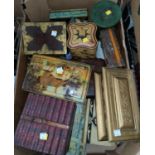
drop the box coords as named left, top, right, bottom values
left=91, top=0, right=122, bottom=28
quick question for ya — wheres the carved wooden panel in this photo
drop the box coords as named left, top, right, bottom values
left=102, top=68, right=139, bottom=141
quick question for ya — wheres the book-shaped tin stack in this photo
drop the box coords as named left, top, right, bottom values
left=67, top=22, right=97, bottom=59
left=22, top=55, right=91, bottom=103
left=15, top=93, right=76, bottom=155
left=22, top=22, right=67, bottom=55
left=100, top=28, right=125, bottom=68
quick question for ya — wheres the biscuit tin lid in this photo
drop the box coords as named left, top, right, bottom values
left=91, top=0, right=122, bottom=28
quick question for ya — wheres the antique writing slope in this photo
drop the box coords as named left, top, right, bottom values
left=22, top=55, right=91, bottom=103
left=102, top=68, right=140, bottom=141
left=15, top=93, right=76, bottom=155
left=67, top=22, right=97, bottom=58
left=22, top=22, right=67, bottom=55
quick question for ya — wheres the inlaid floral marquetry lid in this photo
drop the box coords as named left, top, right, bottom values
left=67, top=22, right=97, bottom=49
left=22, top=22, right=67, bottom=55
left=22, top=55, right=91, bottom=103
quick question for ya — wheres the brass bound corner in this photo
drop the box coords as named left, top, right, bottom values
left=102, top=68, right=140, bottom=141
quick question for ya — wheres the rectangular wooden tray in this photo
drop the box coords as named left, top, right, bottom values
left=22, top=55, right=91, bottom=103
left=102, top=68, right=140, bottom=141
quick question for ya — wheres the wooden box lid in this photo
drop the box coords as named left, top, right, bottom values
left=22, top=22, right=67, bottom=55
left=102, top=68, right=140, bottom=141
left=67, top=22, right=97, bottom=49
left=22, top=55, right=91, bottom=103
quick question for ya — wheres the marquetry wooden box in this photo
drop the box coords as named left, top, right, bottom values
left=22, top=22, right=67, bottom=55
left=14, top=93, right=76, bottom=155
left=67, top=22, right=97, bottom=59
left=22, top=55, right=91, bottom=103
left=94, top=68, right=140, bottom=142
left=100, top=28, right=125, bottom=68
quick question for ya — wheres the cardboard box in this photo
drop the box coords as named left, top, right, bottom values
left=14, top=0, right=139, bottom=155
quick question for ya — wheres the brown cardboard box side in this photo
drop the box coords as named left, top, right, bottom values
left=131, top=0, right=140, bottom=62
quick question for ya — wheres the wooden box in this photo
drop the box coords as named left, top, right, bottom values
left=100, top=28, right=125, bottom=68
left=84, top=99, right=117, bottom=154
left=66, top=103, right=86, bottom=155
left=22, top=55, right=91, bottom=103
left=49, top=8, right=88, bottom=19
left=67, top=22, right=97, bottom=58
left=22, top=22, right=67, bottom=55
left=15, top=93, right=76, bottom=155
left=94, top=68, right=140, bottom=142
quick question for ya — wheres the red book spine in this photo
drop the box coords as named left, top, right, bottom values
left=22, top=93, right=34, bottom=115
left=58, top=101, right=68, bottom=124
left=28, top=94, right=39, bottom=117
left=39, top=96, right=50, bottom=119
left=51, top=99, right=62, bottom=122
left=32, top=123, right=42, bottom=151
left=46, top=98, right=56, bottom=121
left=64, top=102, right=76, bottom=126
left=50, top=127, right=62, bottom=155
left=43, top=97, right=56, bottom=154
left=23, top=121, right=36, bottom=149
left=43, top=126, right=55, bottom=154
left=30, top=95, right=45, bottom=151
left=36, top=96, right=51, bottom=153
left=25, top=95, right=44, bottom=150
left=14, top=119, right=25, bottom=146
left=36, top=124, right=49, bottom=153
left=34, top=95, right=45, bottom=118
left=30, top=122, right=40, bottom=150
left=61, top=102, right=76, bottom=154
left=56, top=129, right=68, bottom=155
left=55, top=101, right=68, bottom=155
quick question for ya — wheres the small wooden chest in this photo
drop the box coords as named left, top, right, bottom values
left=22, top=22, right=67, bottom=55
left=49, top=8, right=88, bottom=20
left=15, top=93, right=76, bottom=155
left=67, top=22, right=97, bottom=58
left=22, top=55, right=91, bottom=103
left=94, top=68, right=140, bottom=142
left=100, top=28, right=125, bottom=68
left=102, top=68, right=140, bottom=141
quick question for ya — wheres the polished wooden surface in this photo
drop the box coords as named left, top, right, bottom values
left=94, top=73, right=107, bottom=140
left=102, top=68, right=140, bottom=141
